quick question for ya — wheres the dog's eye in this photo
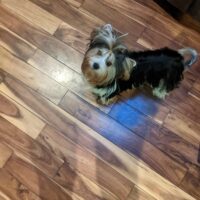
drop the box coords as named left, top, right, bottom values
left=106, top=61, right=112, bottom=67
left=97, top=50, right=102, bottom=56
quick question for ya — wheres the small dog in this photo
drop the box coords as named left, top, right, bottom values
left=81, top=24, right=198, bottom=105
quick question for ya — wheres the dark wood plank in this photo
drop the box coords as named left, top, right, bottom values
left=163, top=110, right=200, bottom=148
left=109, top=100, right=200, bottom=167
left=37, top=125, right=133, bottom=200
left=29, top=0, right=104, bottom=35
left=59, top=91, right=187, bottom=185
left=0, top=70, right=195, bottom=200
left=5, top=155, right=75, bottom=200
left=62, top=0, right=83, bottom=8
left=0, top=25, right=36, bottom=61
left=180, top=169, right=200, bottom=199
left=0, top=116, right=63, bottom=177
left=55, top=165, right=120, bottom=200
left=54, top=22, right=88, bottom=54
left=82, top=0, right=145, bottom=41
left=0, top=143, right=13, bottom=168
left=99, top=0, right=156, bottom=26
left=137, top=28, right=176, bottom=49
left=0, top=5, right=83, bottom=73
left=0, top=46, right=67, bottom=104
left=0, top=169, right=42, bottom=200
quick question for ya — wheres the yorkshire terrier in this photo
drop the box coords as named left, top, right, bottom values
left=81, top=24, right=198, bottom=105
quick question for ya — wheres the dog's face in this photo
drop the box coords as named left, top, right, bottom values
left=81, top=24, right=127, bottom=86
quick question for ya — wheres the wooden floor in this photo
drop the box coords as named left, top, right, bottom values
left=0, top=0, right=200, bottom=199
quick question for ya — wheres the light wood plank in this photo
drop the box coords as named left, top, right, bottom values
left=0, top=92, right=45, bottom=139
left=0, top=24, right=36, bottom=61
left=127, top=185, right=156, bottom=200
left=0, top=143, right=13, bottom=168
left=0, top=169, right=42, bottom=200
left=164, top=110, right=200, bottom=147
left=29, top=0, right=104, bottom=35
left=37, top=125, right=133, bottom=200
left=0, top=116, right=63, bottom=177
left=5, top=155, right=80, bottom=200
left=0, top=6, right=84, bottom=73
left=1, top=0, right=62, bottom=34
left=0, top=46, right=67, bottom=104
left=27, top=49, right=112, bottom=113
left=0, top=70, right=196, bottom=200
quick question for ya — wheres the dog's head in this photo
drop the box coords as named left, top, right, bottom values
left=81, top=24, right=130, bottom=86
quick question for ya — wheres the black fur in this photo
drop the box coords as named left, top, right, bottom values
left=106, top=47, right=186, bottom=99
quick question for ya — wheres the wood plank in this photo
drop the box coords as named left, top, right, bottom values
left=37, top=125, right=133, bottom=200
left=0, top=70, right=195, bottom=200
left=100, top=0, right=156, bottom=26
left=109, top=101, right=200, bottom=167
left=5, top=155, right=78, bottom=200
left=1, top=0, right=62, bottom=34
left=0, top=169, right=42, bottom=200
left=0, top=116, right=63, bottom=177
left=127, top=185, right=156, bottom=200
left=82, top=0, right=145, bottom=41
left=54, top=22, right=88, bottom=54
left=0, top=46, right=67, bottom=104
left=137, top=28, right=175, bottom=49
left=29, top=0, right=104, bottom=35
left=163, top=110, right=200, bottom=147
left=0, top=92, right=45, bottom=139
left=55, top=164, right=119, bottom=200
left=27, top=49, right=112, bottom=113
left=0, top=143, right=13, bottom=168
left=0, top=6, right=84, bottom=73
left=180, top=170, right=200, bottom=199
left=120, top=89, right=169, bottom=124
left=62, top=0, right=83, bottom=8
left=148, top=13, right=183, bottom=39
left=59, top=91, right=186, bottom=185
left=0, top=25, right=36, bottom=61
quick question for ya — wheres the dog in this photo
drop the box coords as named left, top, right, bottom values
left=81, top=24, right=198, bottom=105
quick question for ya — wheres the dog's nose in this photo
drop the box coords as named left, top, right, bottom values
left=93, top=63, right=100, bottom=70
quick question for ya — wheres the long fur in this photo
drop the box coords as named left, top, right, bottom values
left=81, top=24, right=198, bottom=104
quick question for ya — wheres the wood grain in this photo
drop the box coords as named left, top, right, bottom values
left=0, top=46, right=67, bottom=104
left=0, top=92, right=45, bottom=139
left=0, top=116, right=63, bottom=177
left=5, top=155, right=77, bottom=200
left=37, top=125, right=133, bottom=200
left=59, top=91, right=187, bottom=185
left=100, top=0, right=156, bottom=26
left=0, top=169, right=42, bottom=200
left=54, top=22, right=88, bottom=54
left=29, top=0, right=104, bottom=35
left=82, top=0, right=145, bottom=41
left=164, top=110, right=200, bottom=147
left=0, top=6, right=84, bottom=72
left=27, top=49, right=111, bottom=113
left=62, top=0, right=83, bottom=8
left=0, top=143, right=13, bottom=168
left=0, top=70, right=195, bottom=200
left=127, top=185, right=156, bottom=200
left=1, top=0, right=62, bottom=34
left=0, top=25, right=36, bottom=61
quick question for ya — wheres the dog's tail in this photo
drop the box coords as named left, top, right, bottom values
left=178, top=47, right=198, bottom=67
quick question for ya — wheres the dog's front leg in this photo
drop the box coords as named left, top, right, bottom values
left=97, top=95, right=118, bottom=105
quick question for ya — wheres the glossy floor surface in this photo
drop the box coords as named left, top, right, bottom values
left=0, top=0, right=200, bottom=199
